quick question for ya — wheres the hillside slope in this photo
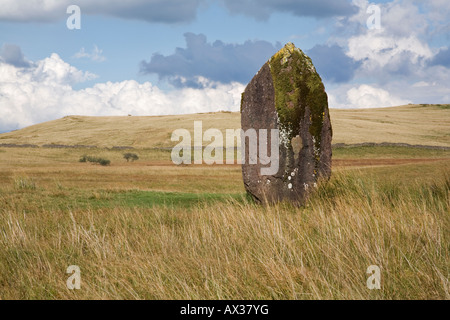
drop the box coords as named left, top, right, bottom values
left=0, top=104, right=449, bottom=148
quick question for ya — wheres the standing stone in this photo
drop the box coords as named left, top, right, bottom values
left=241, top=42, right=332, bottom=205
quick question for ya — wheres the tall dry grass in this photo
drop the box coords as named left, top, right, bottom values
left=0, top=170, right=448, bottom=299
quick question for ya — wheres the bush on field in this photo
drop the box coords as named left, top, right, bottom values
left=98, top=159, right=111, bottom=166
left=79, top=155, right=111, bottom=166
left=123, top=153, right=139, bottom=162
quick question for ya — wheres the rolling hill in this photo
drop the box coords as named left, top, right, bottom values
left=0, top=104, right=449, bottom=148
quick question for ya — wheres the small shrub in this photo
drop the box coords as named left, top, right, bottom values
left=98, top=159, right=111, bottom=166
left=79, top=155, right=111, bottom=166
left=123, top=153, right=139, bottom=162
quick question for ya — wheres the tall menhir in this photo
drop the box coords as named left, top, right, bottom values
left=241, top=42, right=332, bottom=205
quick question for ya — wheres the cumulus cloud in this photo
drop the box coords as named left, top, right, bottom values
left=0, top=0, right=205, bottom=23
left=327, top=0, right=450, bottom=91
left=429, top=47, right=450, bottom=68
left=221, top=0, right=357, bottom=20
left=32, top=53, right=97, bottom=84
left=335, top=0, right=429, bottom=39
left=307, top=44, right=361, bottom=83
left=140, top=33, right=281, bottom=87
left=345, top=84, right=411, bottom=108
left=0, top=50, right=244, bottom=132
left=314, top=0, right=450, bottom=110
left=73, top=45, right=106, bottom=62
left=347, top=31, right=433, bottom=77
left=328, top=84, right=411, bottom=108
left=421, top=0, right=450, bottom=24
left=334, top=1, right=435, bottom=80
left=0, top=43, right=32, bottom=68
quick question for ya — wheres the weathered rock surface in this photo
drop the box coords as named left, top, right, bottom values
left=241, top=43, right=332, bottom=205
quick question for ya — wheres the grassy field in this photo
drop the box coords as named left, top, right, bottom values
left=1, top=104, right=449, bottom=148
left=0, top=106, right=449, bottom=299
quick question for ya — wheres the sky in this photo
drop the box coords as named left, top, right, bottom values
left=0, top=0, right=449, bottom=132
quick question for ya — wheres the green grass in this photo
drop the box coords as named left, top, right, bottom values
left=333, top=146, right=450, bottom=159
left=73, top=190, right=246, bottom=209
left=1, top=187, right=245, bottom=212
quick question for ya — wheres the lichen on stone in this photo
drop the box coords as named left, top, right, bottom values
left=268, top=42, right=327, bottom=164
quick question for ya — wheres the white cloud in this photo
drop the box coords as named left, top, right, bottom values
left=342, top=1, right=434, bottom=78
left=423, top=0, right=450, bottom=22
left=328, top=84, right=411, bottom=108
left=32, top=53, right=98, bottom=84
left=381, top=0, right=428, bottom=36
left=346, top=0, right=428, bottom=37
left=412, top=81, right=432, bottom=88
left=73, top=45, right=106, bottom=62
left=0, top=53, right=245, bottom=132
left=325, top=0, right=450, bottom=106
left=347, top=32, right=433, bottom=75
left=346, top=84, right=411, bottom=108
left=348, top=33, right=432, bottom=65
